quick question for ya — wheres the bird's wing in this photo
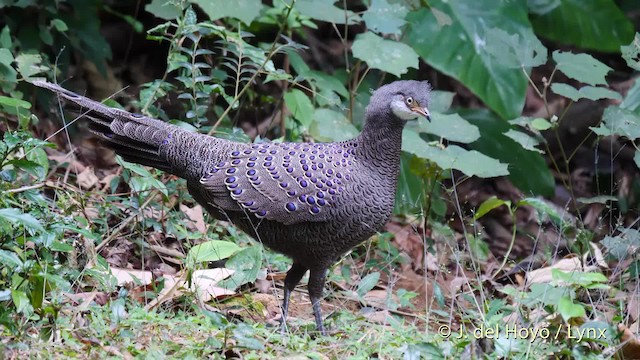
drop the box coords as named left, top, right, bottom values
left=199, top=141, right=358, bottom=225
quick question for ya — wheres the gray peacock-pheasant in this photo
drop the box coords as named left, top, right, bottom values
left=35, top=79, right=432, bottom=335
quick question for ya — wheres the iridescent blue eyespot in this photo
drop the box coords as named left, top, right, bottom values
left=243, top=201, right=254, bottom=207
left=270, top=149, right=277, bottom=154
left=286, top=167, right=294, bottom=173
left=257, top=210, right=267, bottom=217
left=132, top=113, right=144, bottom=118
left=247, top=169, right=256, bottom=176
left=231, top=151, right=240, bottom=156
left=287, top=190, right=297, bottom=197
left=266, top=156, right=273, bottom=161
left=310, top=206, right=320, bottom=214
left=300, top=180, right=308, bottom=188
left=317, top=192, right=324, bottom=198
left=226, top=168, right=236, bottom=174
left=226, top=177, right=236, bottom=183
left=306, top=196, right=316, bottom=205
left=248, top=162, right=255, bottom=167
left=243, top=150, right=252, bottom=154
left=302, top=165, right=309, bottom=171
left=285, top=202, right=296, bottom=212
left=317, top=198, right=326, bottom=206
left=259, top=149, right=267, bottom=153
left=233, top=189, right=242, bottom=195
left=279, top=182, right=288, bottom=188
left=232, top=159, right=241, bottom=165
left=299, top=195, right=307, bottom=202
left=228, top=183, right=238, bottom=189
left=249, top=156, right=257, bottom=161
left=329, top=189, right=336, bottom=195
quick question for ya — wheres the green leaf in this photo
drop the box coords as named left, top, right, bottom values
left=357, top=272, right=380, bottom=297
left=403, top=130, right=508, bottom=178
left=621, top=78, right=640, bottom=111
left=590, top=106, right=640, bottom=140
left=527, top=0, right=560, bottom=15
left=405, top=1, right=531, bottom=119
left=462, top=109, right=555, bottom=196
left=419, top=112, right=480, bottom=144
left=192, top=0, right=263, bottom=25
left=0, top=48, right=13, bottom=67
left=352, top=31, right=419, bottom=77
left=362, top=0, right=408, bottom=35
left=557, top=296, right=586, bottom=321
left=518, top=197, right=564, bottom=226
left=635, top=151, right=640, bottom=170
left=531, top=117, right=552, bottom=130
left=474, top=196, right=511, bottom=220
left=0, top=249, right=22, bottom=268
left=145, top=0, right=182, bottom=20
left=294, top=0, right=361, bottom=25
left=50, top=19, right=68, bottom=32
left=309, top=108, right=358, bottom=142
left=503, top=129, right=543, bottom=153
left=428, top=91, right=455, bottom=113
left=551, top=83, right=621, bottom=102
left=14, top=54, right=48, bottom=80
left=219, top=246, right=262, bottom=290
left=552, top=51, right=613, bottom=86
left=621, top=32, right=640, bottom=71
left=186, top=240, right=241, bottom=267
left=0, top=208, right=44, bottom=233
left=284, top=89, right=314, bottom=129
left=484, top=27, right=547, bottom=68
left=0, top=96, right=31, bottom=109
left=531, top=0, right=635, bottom=53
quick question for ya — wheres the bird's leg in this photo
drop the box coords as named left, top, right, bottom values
left=308, top=267, right=328, bottom=336
left=281, top=262, right=308, bottom=333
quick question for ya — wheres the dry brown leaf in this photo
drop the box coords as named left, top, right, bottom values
left=77, top=166, right=99, bottom=189
left=180, top=204, right=207, bottom=233
left=618, top=323, right=640, bottom=360
left=363, top=289, right=398, bottom=309
left=110, top=268, right=153, bottom=286
left=525, top=254, right=603, bottom=285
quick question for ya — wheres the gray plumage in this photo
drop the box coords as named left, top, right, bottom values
left=34, top=79, right=432, bottom=334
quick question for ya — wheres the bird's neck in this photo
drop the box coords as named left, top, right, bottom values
left=356, top=121, right=404, bottom=171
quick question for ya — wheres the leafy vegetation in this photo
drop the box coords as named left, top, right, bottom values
left=1, top=0, right=639, bottom=358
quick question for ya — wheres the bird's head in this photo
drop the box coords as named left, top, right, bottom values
left=365, top=80, right=432, bottom=129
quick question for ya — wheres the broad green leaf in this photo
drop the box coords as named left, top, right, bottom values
left=552, top=269, right=608, bottom=287
left=294, top=0, right=361, bottom=25
left=284, top=88, right=314, bottom=128
left=474, top=196, right=511, bottom=220
left=621, top=32, right=640, bottom=71
left=531, top=0, right=635, bottom=53
left=145, top=0, right=182, bottom=20
left=50, top=19, right=68, bottom=32
left=352, top=32, right=419, bottom=77
left=0, top=48, right=13, bottom=67
left=552, top=51, right=613, bottom=86
left=357, top=272, right=380, bottom=297
left=484, top=27, right=547, bottom=68
left=186, top=240, right=241, bottom=266
left=531, top=118, right=552, bottom=130
left=527, top=0, right=560, bottom=15
left=557, top=296, right=586, bottom=321
left=219, top=246, right=262, bottom=289
left=461, top=109, right=555, bottom=196
left=503, top=129, right=543, bottom=153
left=0, top=249, right=22, bottom=268
left=635, top=150, right=640, bottom=170
left=621, top=78, right=640, bottom=111
left=0, top=96, right=31, bottom=109
left=405, top=1, right=531, bottom=119
left=518, top=197, right=564, bottom=225
left=602, top=228, right=640, bottom=260
left=15, top=54, right=48, bottom=79
left=362, top=0, right=408, bottom=35
left=419, top=112, right=480, bottom=144
left=0, top=208, right=44, bottom=233
left=590, top=106, right=640, bottom=140
left=428, top=91, right=455, bottom=113
left=309, top=108, right=358, bottom=142
left=403, top=130, right=508, bottom=178
left=551, top=83, right=621, bottom=102
left=192, top=0, right=263, bottom=25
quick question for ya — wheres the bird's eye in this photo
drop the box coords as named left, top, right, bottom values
left=405, top=97, right=413, bottom=105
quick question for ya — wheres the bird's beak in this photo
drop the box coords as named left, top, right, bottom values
left=411, top=106, right=431, bottom=121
